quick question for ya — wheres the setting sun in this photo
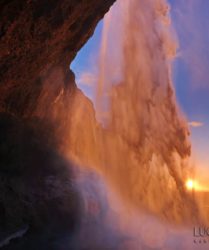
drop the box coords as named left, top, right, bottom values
left=186, top=179, right=195, bottom=190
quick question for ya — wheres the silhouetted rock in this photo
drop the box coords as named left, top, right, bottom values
left=0, top=0, right=115, bottom=115
left=0, top=113, right=82, bottom=248
left=0, top=1, right=116, bottom=248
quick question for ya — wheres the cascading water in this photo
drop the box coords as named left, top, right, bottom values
left=32, top=0, right=209, bottom=248
left=69, top=0, right=204, bottom=225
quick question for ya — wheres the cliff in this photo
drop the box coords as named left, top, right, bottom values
left=0, top=0, right=116, bottom=248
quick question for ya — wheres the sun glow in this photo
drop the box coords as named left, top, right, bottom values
left=185, top=178, right=209, bottom=192
left=186, top=179, right=195, bottom=190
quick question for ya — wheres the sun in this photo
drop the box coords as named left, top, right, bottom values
left=186, top=179, right=195, bottom=190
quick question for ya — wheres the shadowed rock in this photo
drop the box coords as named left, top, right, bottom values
left=0, top=113, right=82, bottom=249
left=0, top=0, right=115, bottom=115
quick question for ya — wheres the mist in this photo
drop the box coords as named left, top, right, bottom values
left=33, top=0, right=209, bottom=249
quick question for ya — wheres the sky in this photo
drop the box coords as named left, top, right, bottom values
left=169, top=0, right=209, bottom=170
left=70, top=20, right=103, bottom=100
left=71, top=0, right=209, bottom=172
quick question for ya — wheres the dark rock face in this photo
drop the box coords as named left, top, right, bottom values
left=0, top=0, right=115, bottom=115
left=0, top=114, right=122, bottom=250
left=0, top=113, right=81, bottom=249
left=0, top=0, right=116, bottom=248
